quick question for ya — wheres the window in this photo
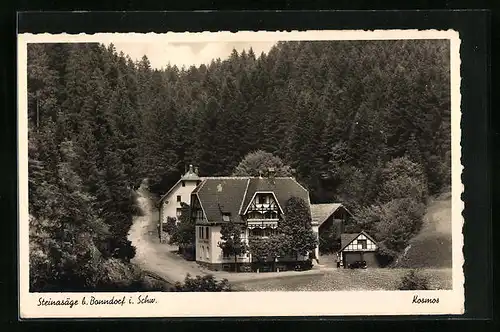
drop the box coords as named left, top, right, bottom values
left=182, top=181, right=185, bottom=187
left=259, top=195, right=266, bottom=204
left=222, top=213, right=231, bottom=222
left=206, top=246, right=210, bottom=259
left=176, top=208, right=182, bottom=217
left=248, top=212, right=259, bottom=220
left=177, top=195, right=181, bottom=202
left=264, top=211, right=278, bottom=219
left=205, top=227, right=209, bottom=239
left=201, top=227, right=204, bottom=239
left=251, top=228, right=263, bottom=237
left=263, top=228, right=274, bottom=237
left=358, top=239, right=367, bottom=249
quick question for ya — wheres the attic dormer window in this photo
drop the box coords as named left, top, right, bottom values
left=182, top=181, right=185, bottom=187
left=222, top=213, right=231, bottom=222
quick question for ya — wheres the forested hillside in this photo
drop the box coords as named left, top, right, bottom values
left=27, top=40, right=451, bottom=289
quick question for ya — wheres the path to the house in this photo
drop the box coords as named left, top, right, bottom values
left=128, top=183, right=206, bottom=284
left=128, top=182, right=326, bottom=285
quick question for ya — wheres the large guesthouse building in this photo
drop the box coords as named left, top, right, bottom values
left=190, top=173, right=320, bottom=271
left=157, top=165, right=379, bottom=272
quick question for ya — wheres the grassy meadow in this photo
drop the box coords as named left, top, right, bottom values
left=233, top=268, right=452, bottom=291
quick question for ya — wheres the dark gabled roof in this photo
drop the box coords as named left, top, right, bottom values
left=191, top=178, right=206, bottom=195
left=195, top=177, right=250, bottom=223
left=311, top=203, right=340, bottom=226
left=312, top=203, right=353, bottom=228
left=194, top=176, right=311, bottom=224
left=240, top=177, right=310, bottom=215
left=339, top=231, right=377, bottom=252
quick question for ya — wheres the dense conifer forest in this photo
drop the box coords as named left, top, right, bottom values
left=27, top=40, right=451, bottom=290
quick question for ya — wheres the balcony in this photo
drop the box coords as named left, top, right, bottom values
left=247, top=220, right=278, bottom=229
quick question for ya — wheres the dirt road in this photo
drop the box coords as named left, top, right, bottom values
left=128, top=184, right=207, bottom=284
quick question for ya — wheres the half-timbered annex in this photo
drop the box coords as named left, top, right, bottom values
left=339, top=231, right=379, bottom=268
left=190, top=174, right=319, bottom=271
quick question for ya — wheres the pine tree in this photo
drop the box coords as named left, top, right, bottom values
left=27, top=44, right=58, bottom=128
left=280, top=197, right=317, bottom=261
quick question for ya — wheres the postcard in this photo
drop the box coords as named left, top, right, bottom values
left=18, top=29, right=464, bottom=318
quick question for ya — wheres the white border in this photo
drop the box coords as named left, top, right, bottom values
left=18, top=30, right=464, bottom=318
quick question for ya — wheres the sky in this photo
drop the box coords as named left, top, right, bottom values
left=111, top=41, right=277, bottom=70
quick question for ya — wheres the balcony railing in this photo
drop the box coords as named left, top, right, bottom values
left=247, top=221, right=278, bottom=229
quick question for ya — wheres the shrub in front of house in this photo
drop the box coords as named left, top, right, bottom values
left=162, top=217, right=177, bottom=235
left=171, top=274, right=232, bottom=292
left=398, top=269, right=430, bottom=290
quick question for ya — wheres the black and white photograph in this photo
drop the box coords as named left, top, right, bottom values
left=18, top=30, right=464, bottom=318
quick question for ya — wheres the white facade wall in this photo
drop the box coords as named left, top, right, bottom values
left=197, top=224, right=318, bottom=265
left=205, top=225, right=251, bottom=264
left=160, top=180, right=199, bottom=224
left=343, top=233, right=377, bottom=252
left=195, top=223, right=318, bottom=265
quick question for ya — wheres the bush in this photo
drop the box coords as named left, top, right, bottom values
left=375, top=198, right=426, bottom=253
left=172, top=274, right=232, bottom=292
left=375, top=245, right=397, bottom=267
left=398, top=269, right=430, bottom=290
left=162, top=217, right=177, bottom=235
